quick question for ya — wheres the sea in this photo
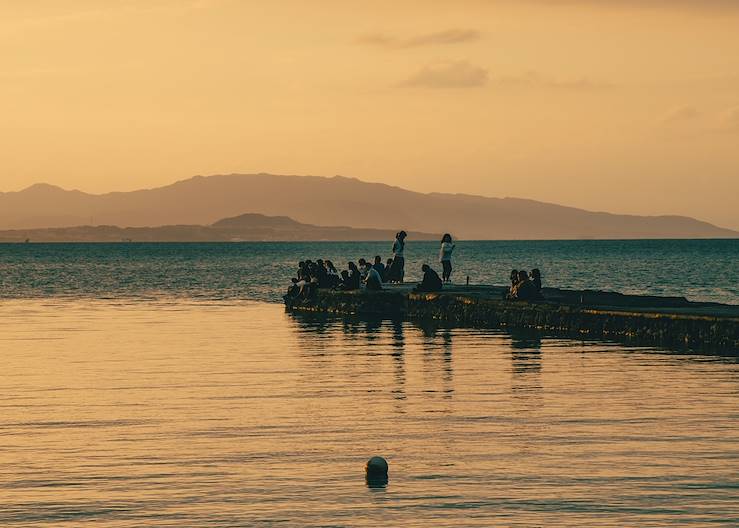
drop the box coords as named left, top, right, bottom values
left=0, top=240, right=737, bottom=527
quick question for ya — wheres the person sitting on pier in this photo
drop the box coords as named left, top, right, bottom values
left=315, top=259, right=330, bottom=288
left=287, top=277, right=300, bottom=299
left=325, top=260, right=340, bottom=288
left=336, top=270, right=351, bottom=290
left=414, top=264, right=443, bottom=292
left=372, top=256, right=385, bottom=278
left=358, top=258, right=370, bottom=281
left=384, top=258, right=393, bottom=282
left=365, top=265, right=383, bottom=291
left=510, top=269, right=519, bottom=288
left=287, top=271, right=317, bottom=302
left=508, top=270, right=540, bottom=301
left=530, top=268, right=542, bottom=294
left=340, top=262, right=361, bottom=291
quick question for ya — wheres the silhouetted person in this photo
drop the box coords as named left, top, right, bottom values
left=365, top=265, right=383, bottom=291
left=337, top=270, right=351, bottom=290
left=358, top=258, right=370, bottom=280
left=286, top=277, right=300, bottom=299
left=325, top=260, right=340, bottom=287
left=372, top=255, right=385, bottom=278
left=508, top=270, right=539, bottom=301
left=531, top=268, right=542, bottom=293
left=388, top=231, right=407, bottom=283
left=439, top=233, right=455, bottom=283
left=346, top=261, right=361, bottom=290
left=415, top=264, right=443, bottom=292
left=315, top=259, right=330, bottom=288
left=510, top=269, right=519, bottom=288
left=384, top=258, right=393, bottom=282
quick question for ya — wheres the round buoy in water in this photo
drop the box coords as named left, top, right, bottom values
left=366, top=456, right=388, bottom=478
left=365, top=456, right=389, bottom=489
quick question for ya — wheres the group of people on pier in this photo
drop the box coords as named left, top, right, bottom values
left=285, top=230, right=543, bottom=302
left=285, top=231, right=456, bottom=301
left=507, top=268, right=543, bottom=301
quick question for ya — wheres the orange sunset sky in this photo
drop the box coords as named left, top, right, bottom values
left=1, top=0, right=738, bottom=229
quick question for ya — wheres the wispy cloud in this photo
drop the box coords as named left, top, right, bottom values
left=719, top=106, right=739, bottom=133
left=359, top=29, right=481, bottom=50
left=490, top=71, right=611, bottom=91
left=527, top=0, right=739, bottom=10
left=403, top=60, right=489, bottom=88
left=660, top=105, right=700, bottom=124
left=402, top=65, right=610, bottom=91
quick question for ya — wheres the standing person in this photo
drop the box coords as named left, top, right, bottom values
left=439, top=233, right=455, bottom=283
left=388, top=231, right=407, bottom=283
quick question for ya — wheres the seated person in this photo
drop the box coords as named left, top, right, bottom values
left=508, top=270, right=540, bottom=301
left=365, top=266, right=383, bottom=291
left=383, top=258, right=394, bottom=282
left=286, top=277, right=300, bottom=299
left=288, top=273, right=316, bottom=302
left=325, top=260, right=340, bottom=288
left=414, top=264, right=443, bottom=292
left=510, top=269, right=519, bottom=288
left=357, top=258, right=370, bottom=281
left=315, top=259, right=330, bottom=288
left=336, top=270, right=351, bottom=290
left=372, top=255, right=385, bottom=278
left=530, top=268, right=542, bottom=293
left=337, top=262, right=361, bottom=291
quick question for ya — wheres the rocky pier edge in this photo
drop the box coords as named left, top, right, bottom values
left=284, top=285, right=739, bottom=354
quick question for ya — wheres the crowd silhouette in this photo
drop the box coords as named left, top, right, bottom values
left=285, top=231, right=544, bottom=303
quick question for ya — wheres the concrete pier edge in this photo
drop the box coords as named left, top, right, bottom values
left=285, top=286, right=739, bottom=355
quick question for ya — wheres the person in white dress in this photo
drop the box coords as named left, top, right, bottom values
left=439, top=233, right=455, bottom=283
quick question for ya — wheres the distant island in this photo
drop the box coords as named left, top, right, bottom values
left=0, top=213, right=439, bottom=243
left=0, top=173, right=736, bottom=239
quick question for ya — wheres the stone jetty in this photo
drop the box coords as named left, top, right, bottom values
left=285, top=285, right=739, bottom=354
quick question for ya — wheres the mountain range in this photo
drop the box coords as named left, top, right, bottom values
left=0, top=213, right=438, bottom=243
left=0, top=173, right=735, bottom=239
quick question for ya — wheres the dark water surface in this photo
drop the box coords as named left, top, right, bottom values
left=0, top=300, right=737, bottom=527
left=0, top=241, right=737, bottom=526
left=1, top=239, right=737, bottom=304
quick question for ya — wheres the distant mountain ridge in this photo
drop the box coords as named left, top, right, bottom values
left=0, top=173, right=736, bottom=239
left=0, top=213, right=439, bottom=243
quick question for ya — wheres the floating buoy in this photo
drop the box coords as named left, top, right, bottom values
left=365, top=456, right=389, bottom=482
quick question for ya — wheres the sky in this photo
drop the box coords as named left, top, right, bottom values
left=1, top=0, right=738, bottom=229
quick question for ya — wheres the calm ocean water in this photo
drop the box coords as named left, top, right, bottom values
left=1, top=239, right=738, bottom=304
left=0, top=241, right=737, bottom=526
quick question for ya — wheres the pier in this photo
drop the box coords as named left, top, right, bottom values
left=285, top=285, right=739, bottom=354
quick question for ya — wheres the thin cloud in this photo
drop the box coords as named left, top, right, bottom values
left=359, top=29, right=481, bottom=49
left=528, top=0, right=739, bottom=10
left=490, top=71, right=611, bottom=91
left=403, top=60, right=489, bottom=88
left=661, top=105, right=700, bottom=124
left=402, top=66, right=610, bottom=91
left=719, top=106, right=739, bottom=133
